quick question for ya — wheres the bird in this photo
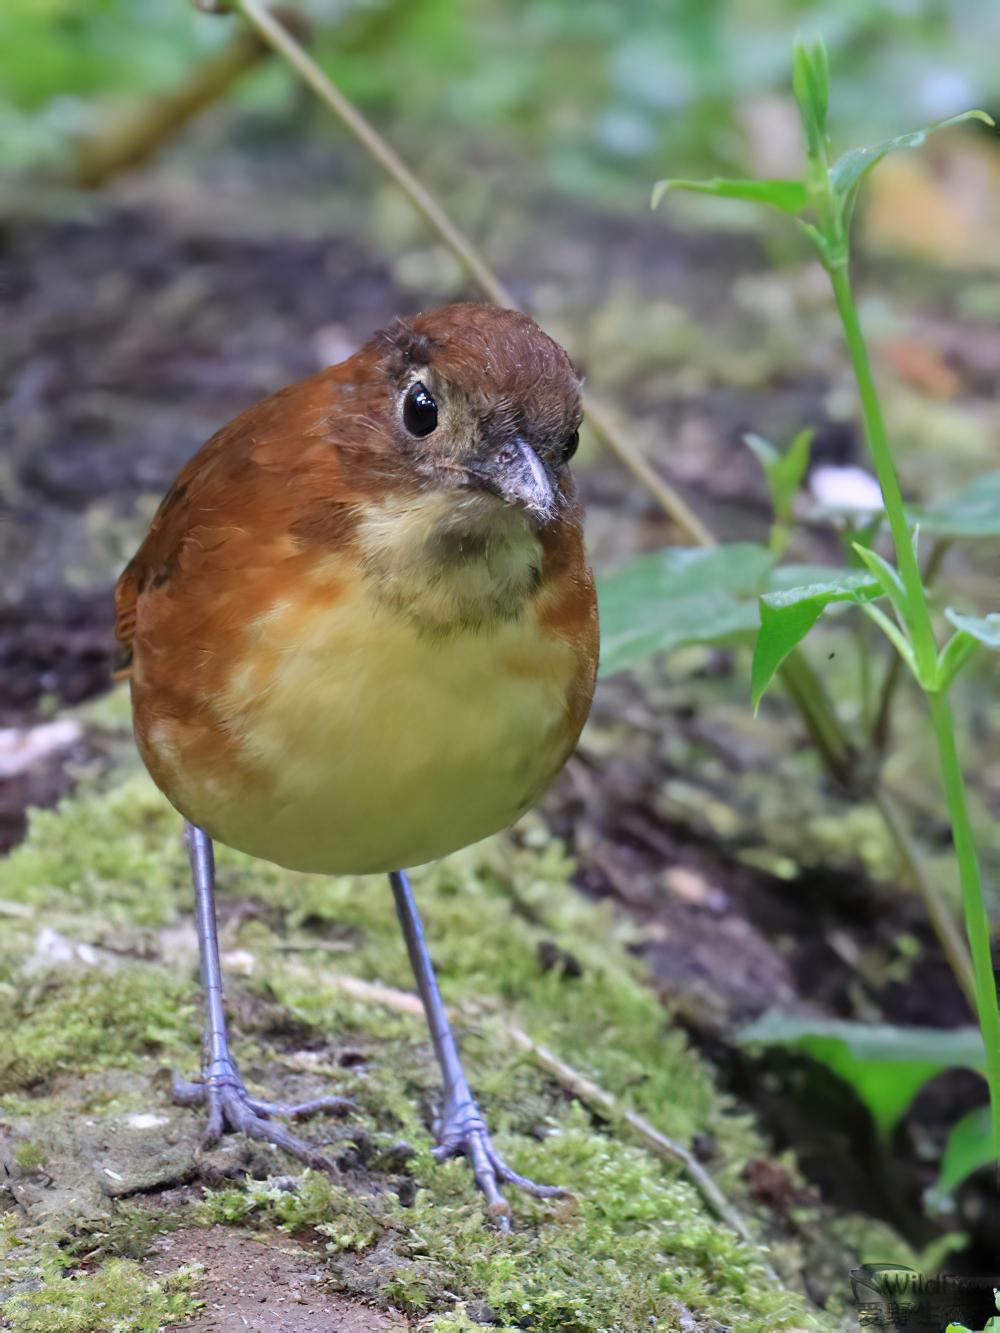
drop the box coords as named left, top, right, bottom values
left=114, top=301, right=598, bottom=1222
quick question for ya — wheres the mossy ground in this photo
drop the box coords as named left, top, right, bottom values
left=0, top=693, right=914, bottom=1330
left=0, top=1252, right=203, bottom=1333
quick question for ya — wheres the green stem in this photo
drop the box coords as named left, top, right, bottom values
left=856, top=617, right=873, bottom=732
left=873, top=788, right=976, bottom=1013
left=827, top=266, right=938, bottom=683
left=927, top=692, right=1000, bottom=1154
left=870, top=539, right=950, bottom=753
left=778, top=652, right=854, bottom=789
left=827, top=259, right=999, bottom=1145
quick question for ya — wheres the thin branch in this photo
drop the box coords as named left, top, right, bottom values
left=323, top=971, right=777, bottom=1277
left=874, top=788, right=975, bottom=1012
left=506, top=1027, right=777, bottom=1278
left=777, top=650, right=855, bottom=790
left=230, top=0, right=716, bottom=546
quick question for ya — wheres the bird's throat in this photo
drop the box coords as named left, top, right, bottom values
left=356, top=490, right=543, bottom=635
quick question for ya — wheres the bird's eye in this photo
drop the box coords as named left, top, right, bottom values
left=403, top=381, right=438, bottom=437
left=562, top=429, right=580, bottom=462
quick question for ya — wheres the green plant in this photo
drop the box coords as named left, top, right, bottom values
left=641, top=38, right=1000, bottom=1162
left=1, top=1253, right=203, bottom=1332
left=738, top=1015, right=994, bottom=1207
left=743, top=429, right=813, bottom=555
left=739, top=1014, right=986, bottom=1139
left=947, top=1288, right=1000, bottom=1333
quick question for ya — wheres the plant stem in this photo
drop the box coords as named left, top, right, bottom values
left=927, top=691, right=1000, bottom=1152
left=871, top=540, right=950, bottom=753
left=873, top=788, right=976, bottom=1013
left=827, top=260, right=999, bottom=1136
left=210, top=0, right=972, bottom=1016
left=778, top=651, right=854, bottom=789
left=827, top=267, right=938, bottom=682
left=856, top=618, right=873, bottom=732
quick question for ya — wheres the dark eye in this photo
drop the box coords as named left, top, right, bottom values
left=403, top=381, right=438, bottom=437
left=562, top=429, right=580, bottom=462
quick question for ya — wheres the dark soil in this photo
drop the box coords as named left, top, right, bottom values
left=151, top=1227, right=411, bottom=1332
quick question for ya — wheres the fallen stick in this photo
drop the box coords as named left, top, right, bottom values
left=325, top=970, right=779, bottom=1282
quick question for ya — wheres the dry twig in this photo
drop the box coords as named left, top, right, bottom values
left=325, top=971, right=778, bottom=1280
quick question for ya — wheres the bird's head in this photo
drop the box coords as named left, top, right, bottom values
left=367, top=303, right=583, bottom=528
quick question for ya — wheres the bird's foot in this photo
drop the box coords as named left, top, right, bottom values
left=434, top=1096, right=570, bottom=1228
left=172, top=1057, right=355, bottom=1173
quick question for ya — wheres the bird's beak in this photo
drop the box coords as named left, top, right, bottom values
left=467, top=435, right=555, bottom=524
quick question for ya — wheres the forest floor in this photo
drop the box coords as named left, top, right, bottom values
left=1, top=123, right=999, bottom=1330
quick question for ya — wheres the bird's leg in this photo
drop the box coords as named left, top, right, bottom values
left=172, top=823, right=353, bottom=1170
left=388, top=869, right=567, bottom=1225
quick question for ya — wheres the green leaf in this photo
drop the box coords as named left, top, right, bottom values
left=598, top=543, right=774, bottom=677
left=792, top=35, right=830, bottom=161
left=750, top=570, right=882, bottom=710
left=944, top=609, right=1000, bottom=649
left=932, top=1106, right=992, bottom=1202
left=768, top=563, right=857, bottom=591
left=738, top=1015, right=986, bottom=1138
left=744, top=429, right=813, bottom=524
left=652, top=177, right=808, bottom=216
left=829, top=110, right=995, bottom=200
left=863, top=601, right=919, bottom=677
left=851, top=542, right=908, bottom=621
left=743, top=432, right=777, bottom=473
left=937, top=630, right=980, bottom=691
left=909, top=472, right=1000, bottom=539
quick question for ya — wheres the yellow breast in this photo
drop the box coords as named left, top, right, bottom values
left=150, top=559, right=577, bottom=874
left=133, top=484, right=596, bottom=875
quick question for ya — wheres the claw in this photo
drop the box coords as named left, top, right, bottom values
left=172, top=1066, right=352, bottom=1173
left=435, top=1098, right=571, bottom=1226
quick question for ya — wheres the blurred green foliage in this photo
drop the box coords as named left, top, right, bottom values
left=0, top=0, right=213, bottom=169
left=3, top=0, right=1000, bottom=194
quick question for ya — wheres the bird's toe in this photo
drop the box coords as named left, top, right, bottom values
left=171, top=1065, right=351, bottom=1173
left=435, top=1100, right=570, bottom=1226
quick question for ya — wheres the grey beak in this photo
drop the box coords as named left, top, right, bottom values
left=469, top=435, right=555, bottom=523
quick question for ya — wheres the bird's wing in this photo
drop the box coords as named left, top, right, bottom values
left=114, top=366, right=379, bottom=676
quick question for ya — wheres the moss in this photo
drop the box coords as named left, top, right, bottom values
left=379, top=1107, right=810, bottom=1331
left=197, top=1172, right=382, bottom=1252
left=1, top=764, right=908, bottom=1327
left=0, top=965, right=196, bottom=1094
left=422, top=1313, right=494, bottom=1333
left=0, top=773, right=188, bottom=929
left=2, top=1254, right=202, bottom=1332
left=13, top=1142, right=47, bottom=1173
left=66, top=1205, right=190, bottom=1265
left=251, top=835, right=721, bottom=1154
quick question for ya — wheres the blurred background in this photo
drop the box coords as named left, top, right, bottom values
left=2, top=0, right=1000, bottom=1316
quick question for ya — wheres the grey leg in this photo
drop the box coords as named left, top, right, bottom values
left=172, top=823, right=354, bottom=1170
left=389, top=869, right=567, bottom=1225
